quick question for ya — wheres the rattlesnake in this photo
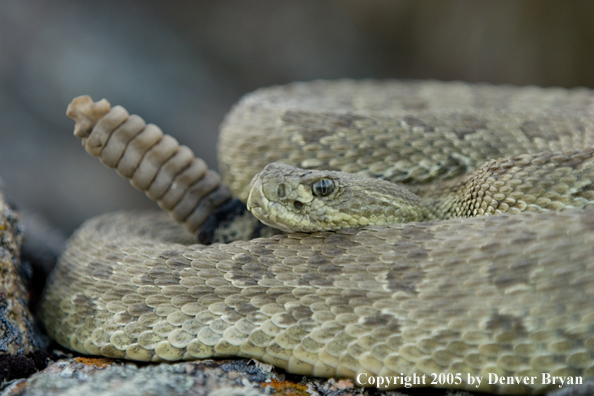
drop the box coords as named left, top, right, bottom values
left=41, top=80, right=594, bottom=395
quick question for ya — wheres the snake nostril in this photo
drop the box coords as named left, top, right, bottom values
left=277, top=184, right=286, bottom=198
left=294, top=201, right=303, bottom=210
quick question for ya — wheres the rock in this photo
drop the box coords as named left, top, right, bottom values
left=0, top=357, right=503, bottom=396
left=0, top=190, right=48, bottom=383
left=2, top=358, right=281, bottom=396
left=0, top=358, right=369, bottom=396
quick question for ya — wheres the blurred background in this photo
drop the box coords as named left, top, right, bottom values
left=1, top=0, right=594, bottom=236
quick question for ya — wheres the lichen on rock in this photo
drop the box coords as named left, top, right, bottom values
left=0, top=189, right=48, bottom=383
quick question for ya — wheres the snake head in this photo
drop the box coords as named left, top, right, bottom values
left=246, top=162, right=424, bottom=232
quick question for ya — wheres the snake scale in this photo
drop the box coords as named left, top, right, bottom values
left=41, top=80, right=594, bottom=394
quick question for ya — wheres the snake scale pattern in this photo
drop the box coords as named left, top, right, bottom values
left=41, top=80, right=594, bottom=394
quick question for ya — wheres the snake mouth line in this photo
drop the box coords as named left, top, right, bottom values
left=246, top=178, right=265, bottom=213
left=246, top=179, right=276, bottom=225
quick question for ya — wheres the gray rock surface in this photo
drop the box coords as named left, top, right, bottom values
left=0, top=190, right=48, bottom=383
left=0, top=357, right=455, bottom=396
left=3, top=356, right=592, bottom=396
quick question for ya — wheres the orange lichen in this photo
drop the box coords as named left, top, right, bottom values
left=261, top=379, right=308, bottom=396
left=74, top=357, right=115, bottom=368
left=8, top=381, right=28, bottom=394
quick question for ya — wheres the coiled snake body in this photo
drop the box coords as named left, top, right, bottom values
left=41, top=81, right=594, bottom=394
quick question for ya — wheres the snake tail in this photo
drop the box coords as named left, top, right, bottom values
left=66, top=96, right=232, bottom=235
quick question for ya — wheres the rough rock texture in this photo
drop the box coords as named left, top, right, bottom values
left=0, top=190, right=48, bottom=382
left=4, top=357, right=590, bottom=396
left=0, top=357, right=462, bottom=396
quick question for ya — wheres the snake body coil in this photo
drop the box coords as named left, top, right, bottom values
left=42, top=81, right=594, bottom=395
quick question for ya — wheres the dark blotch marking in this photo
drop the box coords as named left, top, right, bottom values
left=362, top=313, right=391, bottom=327
left=234, top=303, right=259, bottom=315
left=406, top=250, right=428, bottom=260
left=71, top=294, right=98, bottom=317
left=486, top=312, right=527, bottom=335
left=450, top=114, right=487, bottom=138
left=241, top=262, right=267, bottom=274
left=571, top=179, right=594, bottom=199
left=302, top=272, right=333, bottom=287
left=308, top=255, right=330, bottom=266
left=317, top=264, right=341, bottom=275
left=510, top=233, right=537, bottom=245
left=154, top=277, right=179, bottom=286
left=392, top=241, right=420, bottom=253
left=579, top=207, right=594, bottom=230
left=321, top=248, right=345, bottom=258
left=283, top=111, right=363, bottom=129
left=105, top=253, right=122, bottom=261
left=487, top=258, right=536, bottom=289
left=301, top=128, right=331, bottom=144
left=91, top=261, right=113, bottom=280
left=282, top=111, right=352, bottom=144
left=134, top=274, right=154, bottom=285
left=526, top=117, right=588, bottom=143
left=519, top=119, right=580, bottom=142
left=222, top=272, right=259, bottom=286
left=402, top=225, right=435, bottom=241
left=281, top=110, right=313, bottom=125
left=249, top=246, right=273, bottom=256
left=128, top=303, right=152, bottom=316
left=326, top=233, right=360, bottom=248
left=160, top=250, right=182, bottom=259
left=386, top=262, right=425, bottom=293
left=289, top=306, right=314, bottom=320
left=166, top=258, right=191, bottom=269
left=72, top=293, right=94, bottom=307
left=480, top=241, right=503, bottom=253
left=328, top=113, right=365, bottom=127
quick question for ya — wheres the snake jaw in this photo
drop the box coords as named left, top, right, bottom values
left=247, top=179, right=298, bottom=233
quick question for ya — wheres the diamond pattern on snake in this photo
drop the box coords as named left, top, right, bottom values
left=41, top=80, right=594, bottom=395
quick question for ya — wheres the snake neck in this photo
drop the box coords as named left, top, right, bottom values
left=246, top=148, right=594, bottom=233
left=412, top=149, right=594, bottom=220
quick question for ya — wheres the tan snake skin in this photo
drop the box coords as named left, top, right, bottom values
left=41, top=81, right=594, bottom=394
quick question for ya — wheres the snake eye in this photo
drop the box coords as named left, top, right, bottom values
left=312, top=178, right=335, bottom=197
